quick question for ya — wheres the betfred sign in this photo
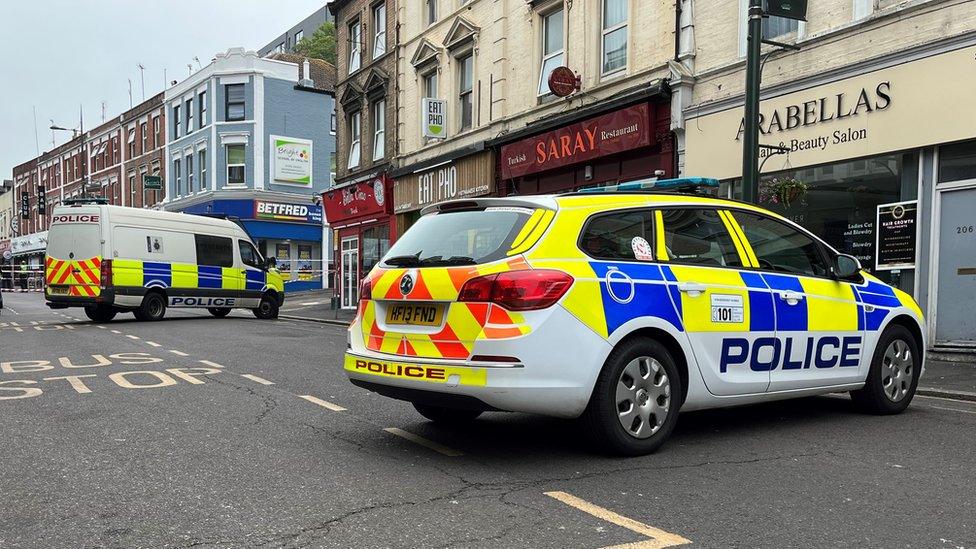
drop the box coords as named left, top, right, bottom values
left=500, top=104, right=652, bottom=179
left=253, top=200, right=323, bottom=224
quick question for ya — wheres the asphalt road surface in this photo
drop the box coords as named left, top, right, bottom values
left=1, top=292, right=974, bottom=549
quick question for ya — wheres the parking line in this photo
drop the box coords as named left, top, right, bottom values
left=383, top=428, right=463, bottom=457
left=169, top=350, right=189, bottom=357
left=125, top=334, right=140, bottom=340
left=545, top=491, right=691, bottom=549
left=96, top=325, right=106, bottom=329
left=298, top=395, right=346, bottom=411
left=198, top=360, right=224, bottom=369
left=110, top=330, right=122, bottom=334
left=929, top=405, right=976, bottom=415
left=145, top=341, right=162, bottom=347
left=240, top=374, right=275, bottom=385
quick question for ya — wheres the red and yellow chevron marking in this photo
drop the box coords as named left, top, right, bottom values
left=45, top=256, right=102, bottom=297
left=360, top=257, right=534, bottom=359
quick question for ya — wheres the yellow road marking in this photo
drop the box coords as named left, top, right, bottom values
left=145, top=341, right=162, bottom=347
left=545, top=491, right=691, bottom=549
left=168, top=350, right=189, bottom=357
left=198, top=360, right=225, bottom=369
left=383, top=427, right=463, bottom=457
left=299, top=395, right=346, bottom=411
left=125, top=334, right=140, bottom=340
left=240, top=374, right=274, bottom=385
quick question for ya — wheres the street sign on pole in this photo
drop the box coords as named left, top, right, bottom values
left=143, top=174, right=163, bottom=190
left=765, top=0, right=808, bottom=21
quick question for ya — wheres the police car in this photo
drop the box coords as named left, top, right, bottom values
left=343, top=178, right=925, bottom=455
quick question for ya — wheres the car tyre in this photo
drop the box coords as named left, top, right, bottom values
left=581, top=337, right=682, bottom=456
left=208, top=307, right=231, bottom=318
left=413, top=403, right=483, bottom=424
left=136, top=292, right=167, bottom=321
left=252, top=293, right=279, bottom=320
left=850, top=324, right=920, bottom=414
left=84, top=305, right=117, bottom=323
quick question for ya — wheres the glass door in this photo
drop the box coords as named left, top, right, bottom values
left=341, top=237, right=359, bottom=309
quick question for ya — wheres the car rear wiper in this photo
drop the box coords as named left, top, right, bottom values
left=419, top=256, right=476, bottom=266
left=384, top=252, right=422, bottom=267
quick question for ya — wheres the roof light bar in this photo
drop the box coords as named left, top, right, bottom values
left=578, top=177, right=720, bottom=194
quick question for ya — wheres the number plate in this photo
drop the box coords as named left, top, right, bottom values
left=49, top=286, right=70, bottom=296
left=385, top=303, right=445, bottom=326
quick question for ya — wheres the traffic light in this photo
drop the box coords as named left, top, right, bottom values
left=20, top=191, right=29, bottom=219
left=38, top=186, right=46, bottom=215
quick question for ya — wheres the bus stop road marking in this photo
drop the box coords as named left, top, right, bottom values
left=545, top=491, right=691, bottom=549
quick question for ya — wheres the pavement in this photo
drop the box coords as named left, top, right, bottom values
left=2, top=291, right=976, bottom=548
left=278, top=290, right=976, bottom=402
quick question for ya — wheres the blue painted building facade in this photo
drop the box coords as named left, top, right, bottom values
left=163, top=48, right=335, bottom=292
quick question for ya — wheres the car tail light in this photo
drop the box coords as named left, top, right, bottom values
left=458, top=270, right=573, bottom=311
left=360, top=278, right=372, bottom=301
left=100, top=259, right=113, bottom=289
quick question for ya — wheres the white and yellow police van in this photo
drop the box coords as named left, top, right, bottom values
left=343, top=178, right=926, bottom=455
left=45, top=199, right=285, bottom=322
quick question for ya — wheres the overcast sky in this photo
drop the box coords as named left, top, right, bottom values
left=0, top=0, right=327, bottom=180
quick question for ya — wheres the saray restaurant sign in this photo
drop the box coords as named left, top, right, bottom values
left=500, top=104, right=651, bottom=179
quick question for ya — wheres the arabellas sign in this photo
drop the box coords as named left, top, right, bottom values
left=422, top=98, right=447, bottom=139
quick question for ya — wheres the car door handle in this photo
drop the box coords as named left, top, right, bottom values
left=677, top=282, right=706, bottom=295
left=779, top=290, right=804, bottom=304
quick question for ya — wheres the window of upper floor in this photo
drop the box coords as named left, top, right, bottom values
left=349, top=18, right=362, bottom=73
left=538, top=6, right=565, bottom=96
left=348, top=110, right=362, bottom=169
left=457, top=52, right=474, bottom=132
left=373, top=3, right=387, bottom=58
left=225, top=84, right=245, bottom=121
left=738, top=0, right=806, bottom=57
left=601, top=0, right=628, bottom=77
left=425, top=0, right=437, bottom=26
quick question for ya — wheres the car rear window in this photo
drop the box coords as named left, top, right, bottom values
left=383, top=208, right=536, bottom=266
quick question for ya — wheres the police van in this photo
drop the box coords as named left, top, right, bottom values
left=343, top=179, right=926, bottom=455
left=45, top=200, right=284, bottom=322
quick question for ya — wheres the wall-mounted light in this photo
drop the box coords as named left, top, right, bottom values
left=584, top=165, right=593, bottom=181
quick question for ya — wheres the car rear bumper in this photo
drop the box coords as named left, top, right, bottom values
left=46, top=289, right=115, bottom=308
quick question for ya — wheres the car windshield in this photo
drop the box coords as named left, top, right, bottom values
left=383, top=208, right=535, bottom=267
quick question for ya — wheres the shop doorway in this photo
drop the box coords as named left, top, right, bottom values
left=341, top=237, right=359, bottom=309
left=934, top=184, right=976, bottom=344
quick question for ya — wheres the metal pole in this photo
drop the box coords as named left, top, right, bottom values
left=741, top=0, right=764, bottom=203
left=80, top=106, right=88, bottom=197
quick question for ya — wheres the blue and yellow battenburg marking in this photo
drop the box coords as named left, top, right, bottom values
left=112, top=259, right=275, bottom=292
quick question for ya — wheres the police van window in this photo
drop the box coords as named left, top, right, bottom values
left=732, top=212, right=829, bottom=277
left=194, top=234, right=233, bottom=267
left=659, top=209, right=743, bottom=268
left=580, top=210, right=654, bottom=260
left=238, top=240, right=261, bottom=268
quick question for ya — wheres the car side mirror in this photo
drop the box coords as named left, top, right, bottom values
left=832, top=253, right=862, bottom=281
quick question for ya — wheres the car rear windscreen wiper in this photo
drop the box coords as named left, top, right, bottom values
left=419, top=256, right=476, bottom=266
left=384, top=253, right=422, bottom=267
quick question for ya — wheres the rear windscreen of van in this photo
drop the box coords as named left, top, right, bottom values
left=47, top=223, right=101, bottom=260
left=383, top=208, right=535, bottom=267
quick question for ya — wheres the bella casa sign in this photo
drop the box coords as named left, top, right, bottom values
left=685, top=45, right=976, bottom=179
left=500, top=104, right=652, bottom=179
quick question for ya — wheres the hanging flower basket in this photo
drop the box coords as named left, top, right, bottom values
left=759, top=177, right=809, bottom=207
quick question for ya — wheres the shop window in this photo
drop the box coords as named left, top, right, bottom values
left=939, top=139, right=976, bottom=183
left=362, top=225, right=390, bottom=274
left=195, top=234, right=233, bottom=267
left=539, top=8, right=564, bottom=96
left=601, top=0, right=627, bottom=75
left=732, top=211, right=830, bottom=278
left=659, top=209, right=743, bottom=268
left=580, top=210, right=653, bottom=260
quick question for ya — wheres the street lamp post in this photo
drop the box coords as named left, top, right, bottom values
left=50, top=107, right=89, bottom=197
left=741, top=0, right=764, bottom=204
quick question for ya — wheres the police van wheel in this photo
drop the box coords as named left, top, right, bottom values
left=413, top=403, right=483, bottom=424
left=84, top=305, right=116, bottom=323
left=582, top=337, right=682, bottom=456
left=850, top=325, right=920, bottom=415
left=252, top=294, right=279, bottom=320
left=208, top=307, right=231, bottom=318
left=137, top=292, right=167, bottom=322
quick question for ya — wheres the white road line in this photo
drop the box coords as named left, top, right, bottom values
left=3, top=306, right=19, bottom=315
left=383, top=428, right=463, bottom=457
left=96, top=325, right=106, bottom=329
left=299, top=395, right=346, bottom=411
left=110, top=330, right=122, bottom=334
left=240, top=374, right=275, bottom=385
left=300, top=301, right=323, bottom=306
left=545, top=491, right=692, bottom=549
left=125, top=334, right=140, bottom=340
left=145, top=341, right=162, bottom=347
left=198, top=360, right=225, bottom=369
left=929, top=405, right=976, bottom=415
left=168, top=350, right=189, bottom=357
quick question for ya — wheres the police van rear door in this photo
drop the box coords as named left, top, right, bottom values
left=46, top=207, right=105, bottom=297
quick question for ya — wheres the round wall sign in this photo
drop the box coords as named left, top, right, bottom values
left=548, top=67, right=579, bottom=97
left=373, top=179, right=385, bottom=206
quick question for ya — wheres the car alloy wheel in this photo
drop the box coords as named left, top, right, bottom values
left=616, top=356, right=671, bottom=439
left=881, top=339, right=913, bottom=402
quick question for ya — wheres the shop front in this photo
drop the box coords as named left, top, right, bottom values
left=496, top=101, right=673, bottom=195
left=684, top=40, right=976, bottom=345
left=392, top=150, right=496, bottom=234
left=8, top=231, right=48, bottom=290
left=322, top=176, right=395, bottom=309
left=179, top=195, right=326, bottom=292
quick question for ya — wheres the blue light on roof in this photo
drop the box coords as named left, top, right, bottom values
left=578, top=177, right=720, bottom=193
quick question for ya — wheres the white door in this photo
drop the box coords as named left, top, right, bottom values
left=341, top=237, right=359, bottom=309
left=936, top=185, right=976, bottom=343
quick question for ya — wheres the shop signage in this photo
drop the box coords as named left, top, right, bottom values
left=500, top=104, right=651, bottom=179
left=253, top=200, right=323, bottom=224
left=0, top=240, right=11, bottom=260
left=10, top=231, right=48, bottom=255
left=685, top=46, right=976, bottom=179
left=422, top=99, right=447, bottom=139
left=548, top=67, right=580, bottom=97
left=875, top=200, right=917, bottom=271
left=270, top=135, right=313, bottom=187
left=323, top=178, right=392, bottom=223
left=394, top=151, right=495, bottom=213
left=143, top=174, right=163, bottom=190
